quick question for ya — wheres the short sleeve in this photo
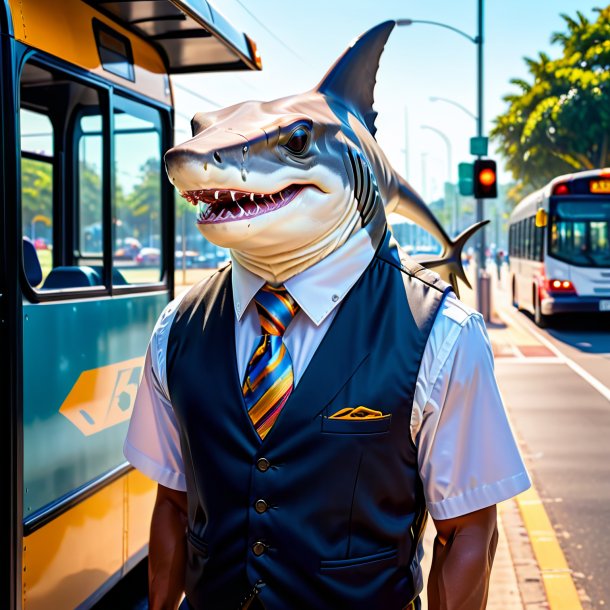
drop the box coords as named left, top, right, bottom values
left=123, top=297, right=187, bottom=491
left=417, top=311, right=531, bottom=520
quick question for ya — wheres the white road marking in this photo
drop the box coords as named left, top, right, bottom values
left=497, top=357, right=561, bottom=364
left=498, top=309, right=610, bottom=404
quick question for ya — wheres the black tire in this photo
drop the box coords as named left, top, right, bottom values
left=534, top=291, right=549, bottom=328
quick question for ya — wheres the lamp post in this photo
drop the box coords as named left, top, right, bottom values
left=429, top=96, right=477, bottom=122
left=397, top=1, right=489, bottom=320
left=421, top=125, right=452, bottom=182
left=404, top=107, right=410, bottom=181
left=421, top=125, right=456, bottom=235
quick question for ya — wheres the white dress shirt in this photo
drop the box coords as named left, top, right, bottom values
left=124, top=228, right=531, bottom=521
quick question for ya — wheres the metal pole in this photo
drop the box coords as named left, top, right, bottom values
left=475, top=0, right=490, bottom=320
left=181, top=210, right=187, bottom=286
left=404, top=107, right=409, bottom=181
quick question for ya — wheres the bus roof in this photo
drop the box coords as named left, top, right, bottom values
left=510, top=168, right=610, bottom=222
left=87, top=0, right=262, bottom=73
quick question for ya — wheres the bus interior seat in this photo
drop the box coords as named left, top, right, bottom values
left=23, top=236, right=43, bottom=287
left=42, top=266, right=103, bottom=289
left=88, top=265, right=129, bottom=286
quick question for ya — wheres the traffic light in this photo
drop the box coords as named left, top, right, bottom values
left=458, top=162, right=474, bottom=196
left=473, top=159, right=497, bottom=198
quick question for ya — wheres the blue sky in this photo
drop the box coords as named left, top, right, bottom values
left=172, top=1, right=601, bottom=202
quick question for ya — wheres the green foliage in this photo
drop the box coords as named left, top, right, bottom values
left=21, top=157, right=53, bottom=228
left=491, top=7, right=610, bottom=193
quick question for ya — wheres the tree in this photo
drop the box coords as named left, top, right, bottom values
left=21, top=157, right=53, bottom=231
left=491, top=7, right=610, bottom=194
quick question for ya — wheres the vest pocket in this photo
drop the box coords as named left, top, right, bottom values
left=320, top=547, right=398, bottom=571
left=321, top=414, right=392, bottom=434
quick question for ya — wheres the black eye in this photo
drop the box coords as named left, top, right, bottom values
left=285, top=127, right=309, bottom=154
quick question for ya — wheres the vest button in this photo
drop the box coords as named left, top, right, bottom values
left=252, top=541, right=266, bottom=556
left=256, top=458, right=270, bottom=472
left=254, top=499, right=268, bottom=514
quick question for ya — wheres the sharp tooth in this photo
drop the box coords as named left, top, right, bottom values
left=230, top=191, right=236, bottom=202
left=215, top=191, right=220, bottom=200
left=250, top=193, right=255, bottom=201
left=279, top=191, right=284, bottom=201
left=269, top=194, right=275, bottom=204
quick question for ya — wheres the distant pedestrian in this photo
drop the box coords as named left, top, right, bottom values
left=495, top=250, right=504, bottom=284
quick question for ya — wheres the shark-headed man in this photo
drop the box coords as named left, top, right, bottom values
left=125, top=20, right=530, bottom=610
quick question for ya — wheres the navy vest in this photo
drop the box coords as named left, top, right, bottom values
left=167, top=233, right=450, bottom=610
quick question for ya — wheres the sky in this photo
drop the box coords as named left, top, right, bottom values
left=172, top=0, right=602, bottom=203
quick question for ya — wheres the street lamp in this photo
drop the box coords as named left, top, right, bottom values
left=429, top=96, right=477, bottom=122
left=397, top=2, right=490, bottom=321
left=421, top=125, right=452, bottom=183
left=421, top=125, right=456, bottom=236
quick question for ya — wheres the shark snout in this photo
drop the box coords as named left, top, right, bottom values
left=165, top=128, right=266, bottom=191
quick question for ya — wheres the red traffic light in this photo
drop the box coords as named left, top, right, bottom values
left=479, top=168, right=496, bottom=186
left=473, top=159, right=498, bottom=198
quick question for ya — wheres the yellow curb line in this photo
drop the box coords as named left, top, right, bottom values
left=516, top=486, right=583, bottom=610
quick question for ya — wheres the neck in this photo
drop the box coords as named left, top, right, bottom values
left=231, top=214, right=362, bottom=284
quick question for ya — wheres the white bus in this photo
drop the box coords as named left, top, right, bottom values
left=508, top=169, right=610, bottom=327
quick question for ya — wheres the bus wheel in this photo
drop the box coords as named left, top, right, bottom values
left=534, top=292, right=549, bottom=328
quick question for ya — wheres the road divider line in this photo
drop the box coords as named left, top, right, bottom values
left=515, top=486, right=583, bottom=610
left=496, top=308, right=610, bottom=403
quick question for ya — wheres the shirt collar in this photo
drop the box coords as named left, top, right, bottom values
left=231, top=228, right=376, bottom=326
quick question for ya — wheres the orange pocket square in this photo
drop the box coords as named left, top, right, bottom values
left=329, top=406, right=387, bottom=420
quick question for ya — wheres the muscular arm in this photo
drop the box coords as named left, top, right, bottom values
left=149, top=484, right=188, bottom=610
left=427, top=505, right=499, bottom=610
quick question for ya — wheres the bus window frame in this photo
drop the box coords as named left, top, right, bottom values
left=17, top=49, right=174, bottom=303
left=111, top=93, right=167, bottom=293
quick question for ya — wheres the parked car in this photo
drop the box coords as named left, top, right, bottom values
left=135, top=246, right=161, bottom=266
left=114, top=236, right=142, bottom=260
left=175, top=249, right=201, bottom=268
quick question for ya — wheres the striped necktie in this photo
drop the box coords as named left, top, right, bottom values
left=242, top=284, right=300, bottom=440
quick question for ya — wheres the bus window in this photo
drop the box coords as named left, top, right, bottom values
left=533, top=217, right=543, bottom=261
left=20, top=61, right=105, bottom=291
left=21, top=109, right=53, bottom=287
left=522, top=218, right=532, bottom=258
left=550, top=200, right=610, bottom=267
left=113, top=103, right=163, bottom=284
left=77, top=114, right=104, bottom=259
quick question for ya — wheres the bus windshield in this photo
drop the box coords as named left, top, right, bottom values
left=549, top=199, right=610, bottom=267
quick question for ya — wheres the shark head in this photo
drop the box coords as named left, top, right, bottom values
left=166, top=21, right=486, bottom=290
left=165, top=22, right=397, bottom=283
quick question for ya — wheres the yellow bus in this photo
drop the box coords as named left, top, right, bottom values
left=0, top=1, right=260, bottom=608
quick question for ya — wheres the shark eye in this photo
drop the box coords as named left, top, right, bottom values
left=284, top=127, right=309, bottom=155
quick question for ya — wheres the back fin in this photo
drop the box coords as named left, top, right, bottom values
left=413, top=221, right=489, bottom=298
left=390, top=177, right=488, bottom=297
left=315, top=20, right=395, bottom=137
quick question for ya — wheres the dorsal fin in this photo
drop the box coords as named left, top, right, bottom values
left=315, top=20, right=396, bottom=137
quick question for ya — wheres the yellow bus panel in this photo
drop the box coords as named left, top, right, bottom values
left=23, top=470, right=156, bottom=609
left=8, top=0, right=171, bottom=105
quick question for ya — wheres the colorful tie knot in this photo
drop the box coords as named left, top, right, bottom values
left=254, top=284, right=299, bottom=336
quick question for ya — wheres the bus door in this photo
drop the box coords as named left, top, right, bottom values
left=18, top=54, right=172, bottom=609
left=0, top=2, right=25, bottom=606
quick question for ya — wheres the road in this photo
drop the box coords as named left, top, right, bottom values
left=490, top=275, right=610, bottom=609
